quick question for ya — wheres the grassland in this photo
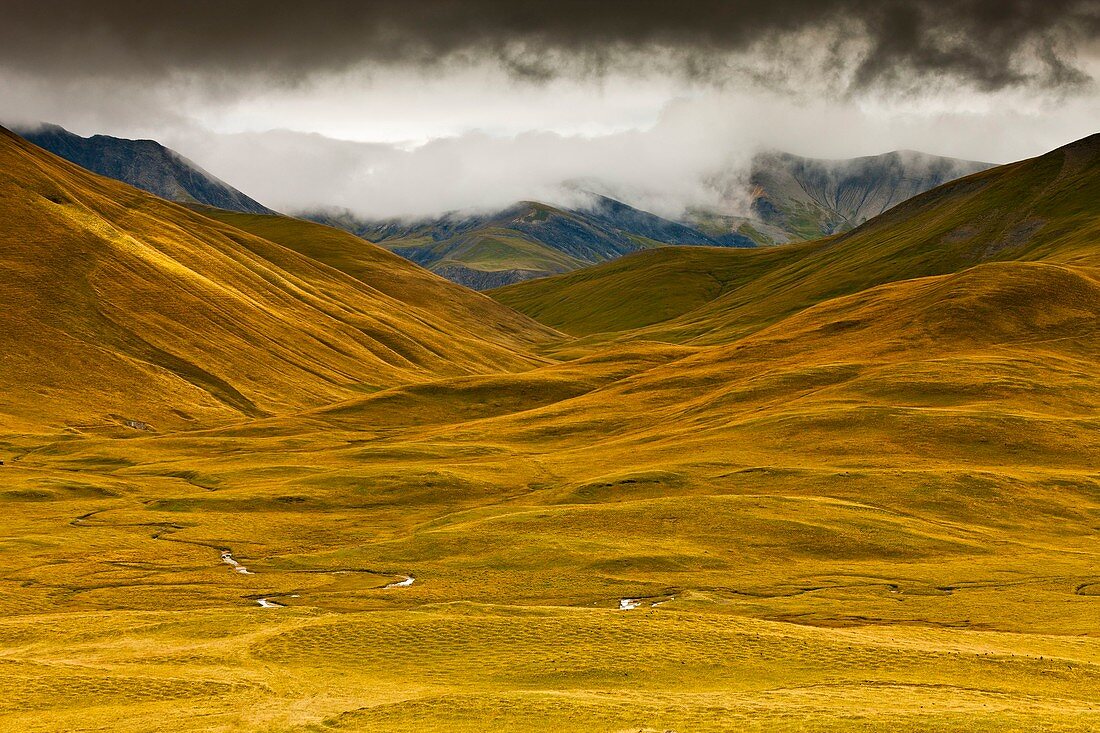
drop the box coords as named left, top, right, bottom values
left=0, top=127, right=1099, bottom=731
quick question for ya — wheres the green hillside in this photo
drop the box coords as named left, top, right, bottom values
left=491, top=242, right=815, bottom=336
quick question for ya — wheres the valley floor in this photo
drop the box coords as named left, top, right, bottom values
left=1, top=326, right=1098, bottom=731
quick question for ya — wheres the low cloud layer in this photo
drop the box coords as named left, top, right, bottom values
left=150, top=89, right=1100, bottom=220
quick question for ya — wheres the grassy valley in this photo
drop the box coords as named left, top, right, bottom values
left=0, top=127, right=1098, bottom=732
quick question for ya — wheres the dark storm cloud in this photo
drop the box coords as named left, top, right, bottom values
left=1, top=0, right=1097, bottom=91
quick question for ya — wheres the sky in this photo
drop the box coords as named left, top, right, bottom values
left=2, top=1, right=1099, bottom=219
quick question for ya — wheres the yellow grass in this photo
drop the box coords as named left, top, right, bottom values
left=0, top=127, right=1098, bottom=731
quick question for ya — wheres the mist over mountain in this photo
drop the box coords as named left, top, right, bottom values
left=307, top=149, right=990, bottom=287
left=12, top=123, right=985, bottom=289
left=689, top=149, right=994, bottom=245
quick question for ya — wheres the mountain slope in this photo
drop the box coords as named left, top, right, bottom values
left=311, top=195, right=753, bottom=289
left=496, top=133, right=1100, bottom=345
left=16, top=123, right=275, bottom=214
left=189, top=208, right=561, bottom=342
left=689, top=149, right=993, bottom=245
left=0, top=126, right=554, bottom=433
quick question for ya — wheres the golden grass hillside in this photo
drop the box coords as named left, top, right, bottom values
left=193, top=208, right=562, bottom=341
left=0, top=129, right=1098, bottom=731
left=0, top=128, right=555, bottom=434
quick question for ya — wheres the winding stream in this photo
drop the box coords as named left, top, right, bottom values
left=384, top=575, right=415, bottom=589
left=220, top=550, right=253, bottom=574
left=71, top=508, right=419, bottom=607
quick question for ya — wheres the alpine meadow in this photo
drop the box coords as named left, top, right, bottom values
left=1, top=2, right=1099, bottom=731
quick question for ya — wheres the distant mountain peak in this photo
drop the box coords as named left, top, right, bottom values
left=687, top=149, right=994, bottom=245
left=13, top=123, right=275, bottom=215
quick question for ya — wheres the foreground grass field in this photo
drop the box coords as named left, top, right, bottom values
left=1, top=128, right=1099, bottom=731
left=3, top=341, right=1099, bottom=731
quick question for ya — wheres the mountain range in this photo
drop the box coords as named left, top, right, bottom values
left=20, top=123, right=990, bottom=289
left=308, top=195, right=754, bottom=289
left=493, top=135, right=1098, bottom=344
left=309, top=150, right=990, bottom=288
